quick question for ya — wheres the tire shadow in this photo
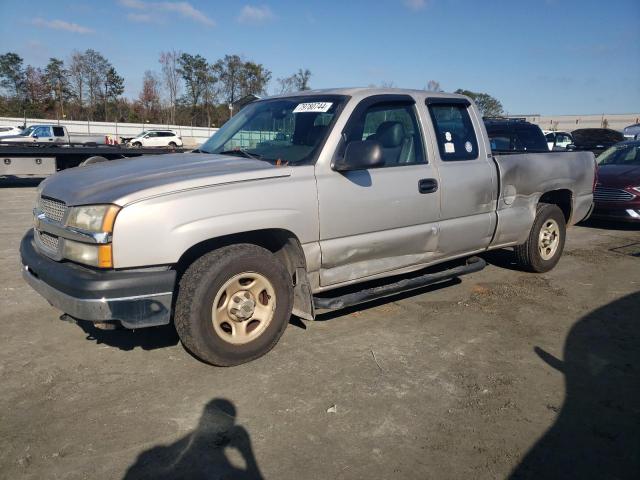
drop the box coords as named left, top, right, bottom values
left=510, top=292, right=640, bottom=479
left=76, top=320, right=179, bottom=351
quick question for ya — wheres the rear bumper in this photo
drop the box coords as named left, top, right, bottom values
left=20, top=230, right=176, bottom=328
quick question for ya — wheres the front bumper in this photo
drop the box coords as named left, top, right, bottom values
left=591, top=206, right=640, bottom=222
left=20, top=230, right=176, bottom=328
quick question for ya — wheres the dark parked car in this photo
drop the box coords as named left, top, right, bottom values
left=484, top=118, right=548, bottom=152
left=592, top=140, right=640, bottom=222
left=623, top=123, right=640, bottom=140
left=571, top=128, right=625, bottom=155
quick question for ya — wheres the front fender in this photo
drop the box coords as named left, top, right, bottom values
left=112, top=169, right=318, bottom=268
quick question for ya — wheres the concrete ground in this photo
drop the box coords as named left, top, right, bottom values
left=1, top=178, right=639, bottom=480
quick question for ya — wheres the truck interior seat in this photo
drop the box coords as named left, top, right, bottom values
left=369, top=121, right=405, bottom=165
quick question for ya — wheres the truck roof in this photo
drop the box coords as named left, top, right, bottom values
left=266, top=87, right=470, bottom=102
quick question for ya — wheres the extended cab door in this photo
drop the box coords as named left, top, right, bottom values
left=424, top=98, right=497, bottom=256
left=315, top=95, right=441, bottom=287
left=52, top=126, right=67, bottom=143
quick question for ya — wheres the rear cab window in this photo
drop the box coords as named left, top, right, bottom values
left=426, top=99, right=479, bottom=161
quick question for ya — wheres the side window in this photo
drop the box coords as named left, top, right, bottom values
left=427, top=103, right=479, bottom=161
left=34, top=126, right=51, bottom=137
left=52, top=127, right=65, bottom=137
left=342, top=101, right=425, bottom=166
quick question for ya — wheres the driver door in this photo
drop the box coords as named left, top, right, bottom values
left=315, top=95, right=441, bottom=287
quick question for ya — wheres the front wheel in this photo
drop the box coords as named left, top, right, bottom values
left=514, top=203, right=566, bottom=273
left=174, top=244, right=293, bottom=366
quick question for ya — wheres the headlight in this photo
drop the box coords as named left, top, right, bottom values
left=632, top=187, right=640, bottom=194
left=66, top=205, right=120, bottom=233
left=63, top=239, right=113, bottom=268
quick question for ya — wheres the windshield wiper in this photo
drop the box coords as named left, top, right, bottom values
left=219, top=149, right=266, bottom=161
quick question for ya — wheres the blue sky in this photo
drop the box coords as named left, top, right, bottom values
left=0, top=0, right=638, bottom=115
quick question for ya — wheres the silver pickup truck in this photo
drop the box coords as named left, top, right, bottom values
left=20, top=88, right=596, bottom=366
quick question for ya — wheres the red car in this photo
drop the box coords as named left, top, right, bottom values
left=592, top=140, right=640, bottom=222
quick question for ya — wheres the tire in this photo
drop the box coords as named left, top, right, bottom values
left=132, top=142, right=142, bottom=148
left=80, top=156, right=108, bottom=167
left=168, top=141, right=177, bottom=148
left=514, top=203, right=566, bottom=273
left=174, top=244, right=293, bottom=366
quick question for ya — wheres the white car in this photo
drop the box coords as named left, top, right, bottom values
left=128, top=130, right=183, bottom=148
left=542, top=130, right=574, bottom=150
left=0, top=125, right=24, bottom=137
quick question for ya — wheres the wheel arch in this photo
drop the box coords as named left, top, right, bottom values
left=539, top=189, right=572, bottom=223
left=174, top=228, right=314, bottom=321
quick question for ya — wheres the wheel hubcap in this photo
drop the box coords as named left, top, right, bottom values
left=212, top=272, right=276, bottom=345
left=538, top=219, right=560, bottom=260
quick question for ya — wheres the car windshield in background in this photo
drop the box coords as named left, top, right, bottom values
left=597, top=143, right=640, bottom=165
left=200, top=95, right=347, bottom=164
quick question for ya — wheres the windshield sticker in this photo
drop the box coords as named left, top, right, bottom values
left=465, top=141, right=473, bottom=153
left=445, top=131, right=452, bottom=141
left=293, top=102, right=333, bottom=113
left=444, top=142, right=455, bottom=153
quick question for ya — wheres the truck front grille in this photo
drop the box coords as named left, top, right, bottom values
left=594, top=186, right=635, bottom=203
left=37, top=231, right=59, bottom=252
left=40, top=197, right=67, bottom=223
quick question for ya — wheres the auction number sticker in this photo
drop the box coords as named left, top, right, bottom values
left=293, top=102, right=333, bottom=113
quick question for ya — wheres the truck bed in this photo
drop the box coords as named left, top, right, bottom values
left=491, top=151, right=596, bottom=247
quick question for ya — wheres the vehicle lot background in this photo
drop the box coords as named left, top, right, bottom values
left=1, top=179, right=638, bottom=479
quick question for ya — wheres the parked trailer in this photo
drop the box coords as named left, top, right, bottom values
left=0, top=142, right=185, bottom=177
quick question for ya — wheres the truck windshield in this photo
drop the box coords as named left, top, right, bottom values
left=199, top=95, right=347, bottom=164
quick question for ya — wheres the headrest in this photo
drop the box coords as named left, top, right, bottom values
left=305, top=125, right=327, bottom=146
left=375, top=121, right=405, bottom=148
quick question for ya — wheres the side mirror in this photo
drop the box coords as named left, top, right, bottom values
left=566, top=144, right=576, bottom=150
left=333, top=140, right=384, bottom=172
left=32, top=134, right=38, bottom=139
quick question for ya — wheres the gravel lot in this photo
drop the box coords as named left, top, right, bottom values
left=1, top=178, right=639, bottom=480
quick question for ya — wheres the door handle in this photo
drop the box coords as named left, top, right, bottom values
left=418, top=178, right=438, bottom=194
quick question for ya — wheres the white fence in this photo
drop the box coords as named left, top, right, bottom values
left=507, top=113, right=640, bottom=133
left=0, top=117, right=219, bottom=147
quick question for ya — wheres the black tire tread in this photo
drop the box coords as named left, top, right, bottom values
left=514, top=203, right=566, bottom=273
left=174, top=244, right=292, bottom=366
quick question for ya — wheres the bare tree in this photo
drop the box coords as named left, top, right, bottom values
left=277, top=68, right=312, bottom=94
left=426, top=80, right=442, bottom=92
left=138, top=70, right=161, bottom=122
left=159, top=50, right=181, bottom=124
left=68, top=51, right=85, bottom=118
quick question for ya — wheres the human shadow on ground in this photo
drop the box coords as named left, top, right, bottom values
left=123, top=398, right=263, bottom=480
left=510, top=292, right=640, bottom=479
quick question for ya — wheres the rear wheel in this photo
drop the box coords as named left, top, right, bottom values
left=514, top=203, right=566, bottom=273
left=168, top=141, right=177, bottom=148
left=174, top=244, right=293, bottom=366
